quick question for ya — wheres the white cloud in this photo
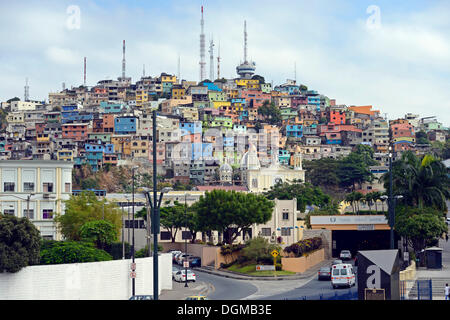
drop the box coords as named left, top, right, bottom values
left=0, top=1, right=448, bottom=125
left=45, top=46, right=80, bottom=65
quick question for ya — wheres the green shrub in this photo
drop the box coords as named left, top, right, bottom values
left=40, top=241, right=112, bottom=265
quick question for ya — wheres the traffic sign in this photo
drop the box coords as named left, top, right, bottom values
left=130, top=263, right=136, bottom=271
left=183, top=261, right=190, bottom=268
left=271, top=250, right=279, bottom=258
left=130, top=271, right=136, bottom=279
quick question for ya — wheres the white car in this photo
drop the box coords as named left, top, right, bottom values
left=172, top=266, right=180, bottom=279
left=174, top=269, right=196, bottom=283
left=339, top=250, right=352, bottom=261
left=331, top=263, right=356, bottom=289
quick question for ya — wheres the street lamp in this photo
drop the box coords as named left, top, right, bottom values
left=131, top=165, right=139, bottom=297
left=142, top=187, right=173, bottom=257
left=184, top=192, right=190, bottom=288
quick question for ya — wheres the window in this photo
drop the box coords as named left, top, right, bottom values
left=65, top=183, right=71, bottom=193
left=4, top=182, right=15, bottom=192
left=281, top=227, right=291, bottom=236
left=160, top=231, right=171, bottom=241
left=282, top=212, right=289, bottom=220
left=4, top=209, right=14, bottom=216
left=23, top=209, right=34, bottom=220
left=43, top=183, right=53, bottom=193
left=23, top=182, right=35, bottom=192
left=261, top=228, right=271, bottom=237
left=43, top=209, right=53, bottom=219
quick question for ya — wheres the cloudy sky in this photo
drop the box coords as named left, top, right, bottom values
left=0, top=0, right=449, bottom=125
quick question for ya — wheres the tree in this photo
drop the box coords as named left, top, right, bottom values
left=242, top=237, right=280, bottom=264
left=0, top=215, right=41, bottom=273
left=257, top=101, right=282, bottom=126
left=394, top=206, right=447, bottom=254
left=195, top=190, right=274, bottom=244
left=264, top=180, right=331, bottom=212
left=303, top=158, right=340, bottom=191
left=79, top=220, right=119, bottom=250
left=40, top=241, right=113, bottom=264
left=416, top=131, right=430, bottom=145
left=337, top=152, right=373, bottom=191
left=55, top=191, right=122, bottom=241
left=160, top=201, right=187, bottom=242
left=384, top=151, right=450, bottom=211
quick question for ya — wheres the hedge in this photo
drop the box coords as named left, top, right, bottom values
left=283, top=237, right=322, bottom=257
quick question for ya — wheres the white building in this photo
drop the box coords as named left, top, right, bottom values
left=0, top=160, right=74, bottom=240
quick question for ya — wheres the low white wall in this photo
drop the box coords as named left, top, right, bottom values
left=0, top=254, right=172, bottom=300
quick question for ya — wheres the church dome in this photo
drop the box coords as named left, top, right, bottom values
left=240, top=143, right=260, bottom=170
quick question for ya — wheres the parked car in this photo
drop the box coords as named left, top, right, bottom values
left=446, top=217, right=450, bottom=225
left=332, top=259, right=343, bottom=266
left=185, top=295, right=208, bottom=300
left=339, top=250, right=352, bottom=261
left=318, top=267, right=332, bottom=281
left=172, top=251, right=182, bottom=263
left=188, top=256, right=202, bottom=268
left=174, top=269, right=196, bottom=283
left=331, top=263, right=356, bottom=289
left=177, top=253, right=194, bottom=265
left=172, top=266, right=180, bottom=279
left=129, top=295, right=153, bottom=300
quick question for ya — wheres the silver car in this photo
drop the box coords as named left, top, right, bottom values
left=339, top=250, right=352, bottom=260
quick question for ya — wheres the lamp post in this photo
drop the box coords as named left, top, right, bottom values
left=131, top=165, right=138, bottom=297
left=184, top=192, right=190, bottom=288
left=144, top=107, right=173, bottom=301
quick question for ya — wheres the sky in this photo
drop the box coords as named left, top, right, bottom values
left=0, top=0, right=449, bottom=126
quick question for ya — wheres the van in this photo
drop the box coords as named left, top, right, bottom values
left=331, top=263, right=356, bottom=289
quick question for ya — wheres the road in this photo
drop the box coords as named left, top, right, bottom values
left=167, top=260, right=357, bottom=300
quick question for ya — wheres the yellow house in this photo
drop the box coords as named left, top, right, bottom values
left=111, top=135, right=132, bottom=156
left=37, top=133, right=50, bottom=142
left=171, top=87, right=186, bottom=99
left=130, top=137, right=149, bottom=158
left=135, top=89, right=148, bottom=108
left=57, top=149, right=74, bottom=162
left=160, top=74, right=177, bottom=83
left=212, top=101, right=231, bottom=110
left=235, top=79, right=260, bottom=89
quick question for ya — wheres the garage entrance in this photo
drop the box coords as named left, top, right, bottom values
left=331, top=230, right=398, bottom=258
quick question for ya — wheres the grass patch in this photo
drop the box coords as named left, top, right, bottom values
left=226, top=264, right=296, bottom=276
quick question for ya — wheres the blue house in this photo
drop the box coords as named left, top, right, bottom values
left=114, top=116, right=137, bottom=134
left=202, top=82, right=222, bottom=92
left=180, top=122, right=202, bottom=136
left=286, top=125, right=303, bottom=138
left=100, top=101, right=124, bottom=114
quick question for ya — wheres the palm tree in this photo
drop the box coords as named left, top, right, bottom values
left=353, top=192, right=364, bottom=214
left=345, top=193, right=356, bottom=214
left=383, top=151, right=450, bottom=212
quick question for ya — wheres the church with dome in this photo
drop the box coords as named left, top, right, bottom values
left=239, top=144, right=305, bottom=193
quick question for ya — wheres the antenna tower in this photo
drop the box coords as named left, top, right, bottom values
left=199, top=6, right=206, bottom=82
left=217, top=41, right=221, bottom=80
left=122, top=40, right=126, bottom=79
left=209, top=37, right=215, bottom=81
left=244, top=20, right=248, bottom=63
left=84, top=57, right=87, bottom=86
left=24, top=78, right=29, bottom=101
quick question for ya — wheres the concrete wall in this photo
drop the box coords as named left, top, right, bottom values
left=282, top=248, right=325, bottom=273
left=0, top=255, right=172, bottom=300
left=302, top=229, right=332, bottom=259
left=161, top=242, right=218, bottom=267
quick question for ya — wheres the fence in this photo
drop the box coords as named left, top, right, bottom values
left=400, top=279, right=433, bottom=300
